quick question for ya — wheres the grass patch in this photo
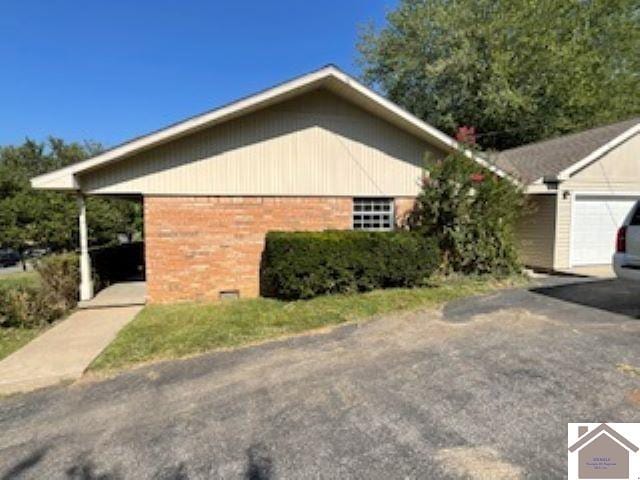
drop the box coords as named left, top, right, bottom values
left=91, top=276, right=524, bottom=372
left=0, top=271, right=39, bottom=289
left=0, top=327, right=42, bottom=360
left=617, top=363, right=640, bottom=377
left=0, top=272, right=46, bottom=360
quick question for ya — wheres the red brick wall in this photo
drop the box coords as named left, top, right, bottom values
left=144, top=196, right=352, bottom=303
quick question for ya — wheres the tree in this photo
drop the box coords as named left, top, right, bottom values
left=0, top=138, right=141, bottom=267
left=358, top=0, right=640, bottom=150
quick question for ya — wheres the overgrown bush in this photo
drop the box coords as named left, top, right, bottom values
left=406, top=150, right=525, bottom=276
left=35, top=253, right=80, bottom=312
left=261, top=231, right=441, bottom=300
left=0, top=284, right=59, bottom=328
left=0, top=253, right=79, bottom=328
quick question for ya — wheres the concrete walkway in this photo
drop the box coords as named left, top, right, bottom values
left=79, top=281, right=147, bottom=308
left=0, top=283, right=145, bottom=395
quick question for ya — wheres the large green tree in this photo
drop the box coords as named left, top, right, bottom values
left=0, top=138, right=141, bottom=266
left=358, top=0, right=640, bottom=150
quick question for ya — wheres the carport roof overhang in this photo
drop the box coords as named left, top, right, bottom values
left=31, top=64, right=510, bottom=192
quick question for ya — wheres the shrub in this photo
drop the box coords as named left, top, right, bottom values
left=35, top=253, right=80, bottom=312
left=406, top=149, right=525, bottom=276
left=261, top=231, right=441, bottom=300
left=0, top=285, right=61, bottom=328
left=0, top=253, right=79, bottom=328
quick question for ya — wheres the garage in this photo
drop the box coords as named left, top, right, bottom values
left=495, top=117, right=640, bottom=271
left=570, top=195, right=637, bottom=266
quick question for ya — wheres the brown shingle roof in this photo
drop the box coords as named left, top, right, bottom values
left=493, top=117, right=640, bottom=184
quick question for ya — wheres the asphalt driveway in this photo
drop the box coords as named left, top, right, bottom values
left=1, top=277, right=640, bottom=479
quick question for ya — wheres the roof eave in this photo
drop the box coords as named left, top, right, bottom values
left=31, top=172, right=79, bottom=191
left=524, top=177, right=559, bottom=194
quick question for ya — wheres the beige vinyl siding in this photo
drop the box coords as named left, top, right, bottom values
left=564, top=132, right=640, bottom=191
left=553, top=193, right=572, bottom=269
left=79, top=89, right=442, bottom=196
left=516, top=195, right=557, bottom=269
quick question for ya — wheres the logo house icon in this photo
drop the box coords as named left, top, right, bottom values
left=568, top=424, right=639, bottom=479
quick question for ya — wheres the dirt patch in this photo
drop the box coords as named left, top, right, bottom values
left=625, top=389, right=640, bottom=407
left=435, top=446, right=523, bottom=480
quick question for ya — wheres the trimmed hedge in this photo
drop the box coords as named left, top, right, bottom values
left=261, top=231, right=441, bottom=300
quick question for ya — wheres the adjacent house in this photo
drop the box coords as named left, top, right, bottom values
left=32, top=65, right=492, bottom=303
left=495, top=118, right=640, bottom=271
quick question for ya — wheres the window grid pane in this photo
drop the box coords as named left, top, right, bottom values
left=353, top=198, right=394, bottom=231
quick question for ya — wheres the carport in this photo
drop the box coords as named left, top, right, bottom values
left=27, top=187, right=145, bottom=302
left=75, top=195, right=145, bottom=302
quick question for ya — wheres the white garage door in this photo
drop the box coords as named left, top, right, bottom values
left=571, top=195, right=638, bottom=265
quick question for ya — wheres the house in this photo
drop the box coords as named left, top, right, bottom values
left=495, top=118, right=640, bottom=271
left=568, top=423, right=638, bottom=479
left=32, top=65, right=495, bottom=303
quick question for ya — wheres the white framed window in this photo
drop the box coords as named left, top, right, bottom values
left=353, top=198, right=394, bottom=231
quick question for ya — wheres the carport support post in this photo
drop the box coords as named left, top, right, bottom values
left=77, top=193, right=94, bottom=301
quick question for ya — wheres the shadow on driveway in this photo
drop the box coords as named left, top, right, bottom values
left=245, top=443, right=273, bottom=480
left=0, top=447, right=48, bottom=480
left=531, top=278, right=640, bottom=318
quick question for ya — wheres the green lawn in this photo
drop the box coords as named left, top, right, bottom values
left=0, top=327, right=42, bottom=360
left=0, top=271, right=39, bottom=289
left=0, top=272, right=42, bottom=360
left=91, top=276, right=523, bottom=372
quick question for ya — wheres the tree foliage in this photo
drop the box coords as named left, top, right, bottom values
left=358, top=0, right=640, bottom=150
left=0, top=138, right=141, bottom=258
left=406, top=149, right=525, bottom=275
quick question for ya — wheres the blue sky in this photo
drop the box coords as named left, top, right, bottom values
left=0, top=1, right=396, bottom=147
